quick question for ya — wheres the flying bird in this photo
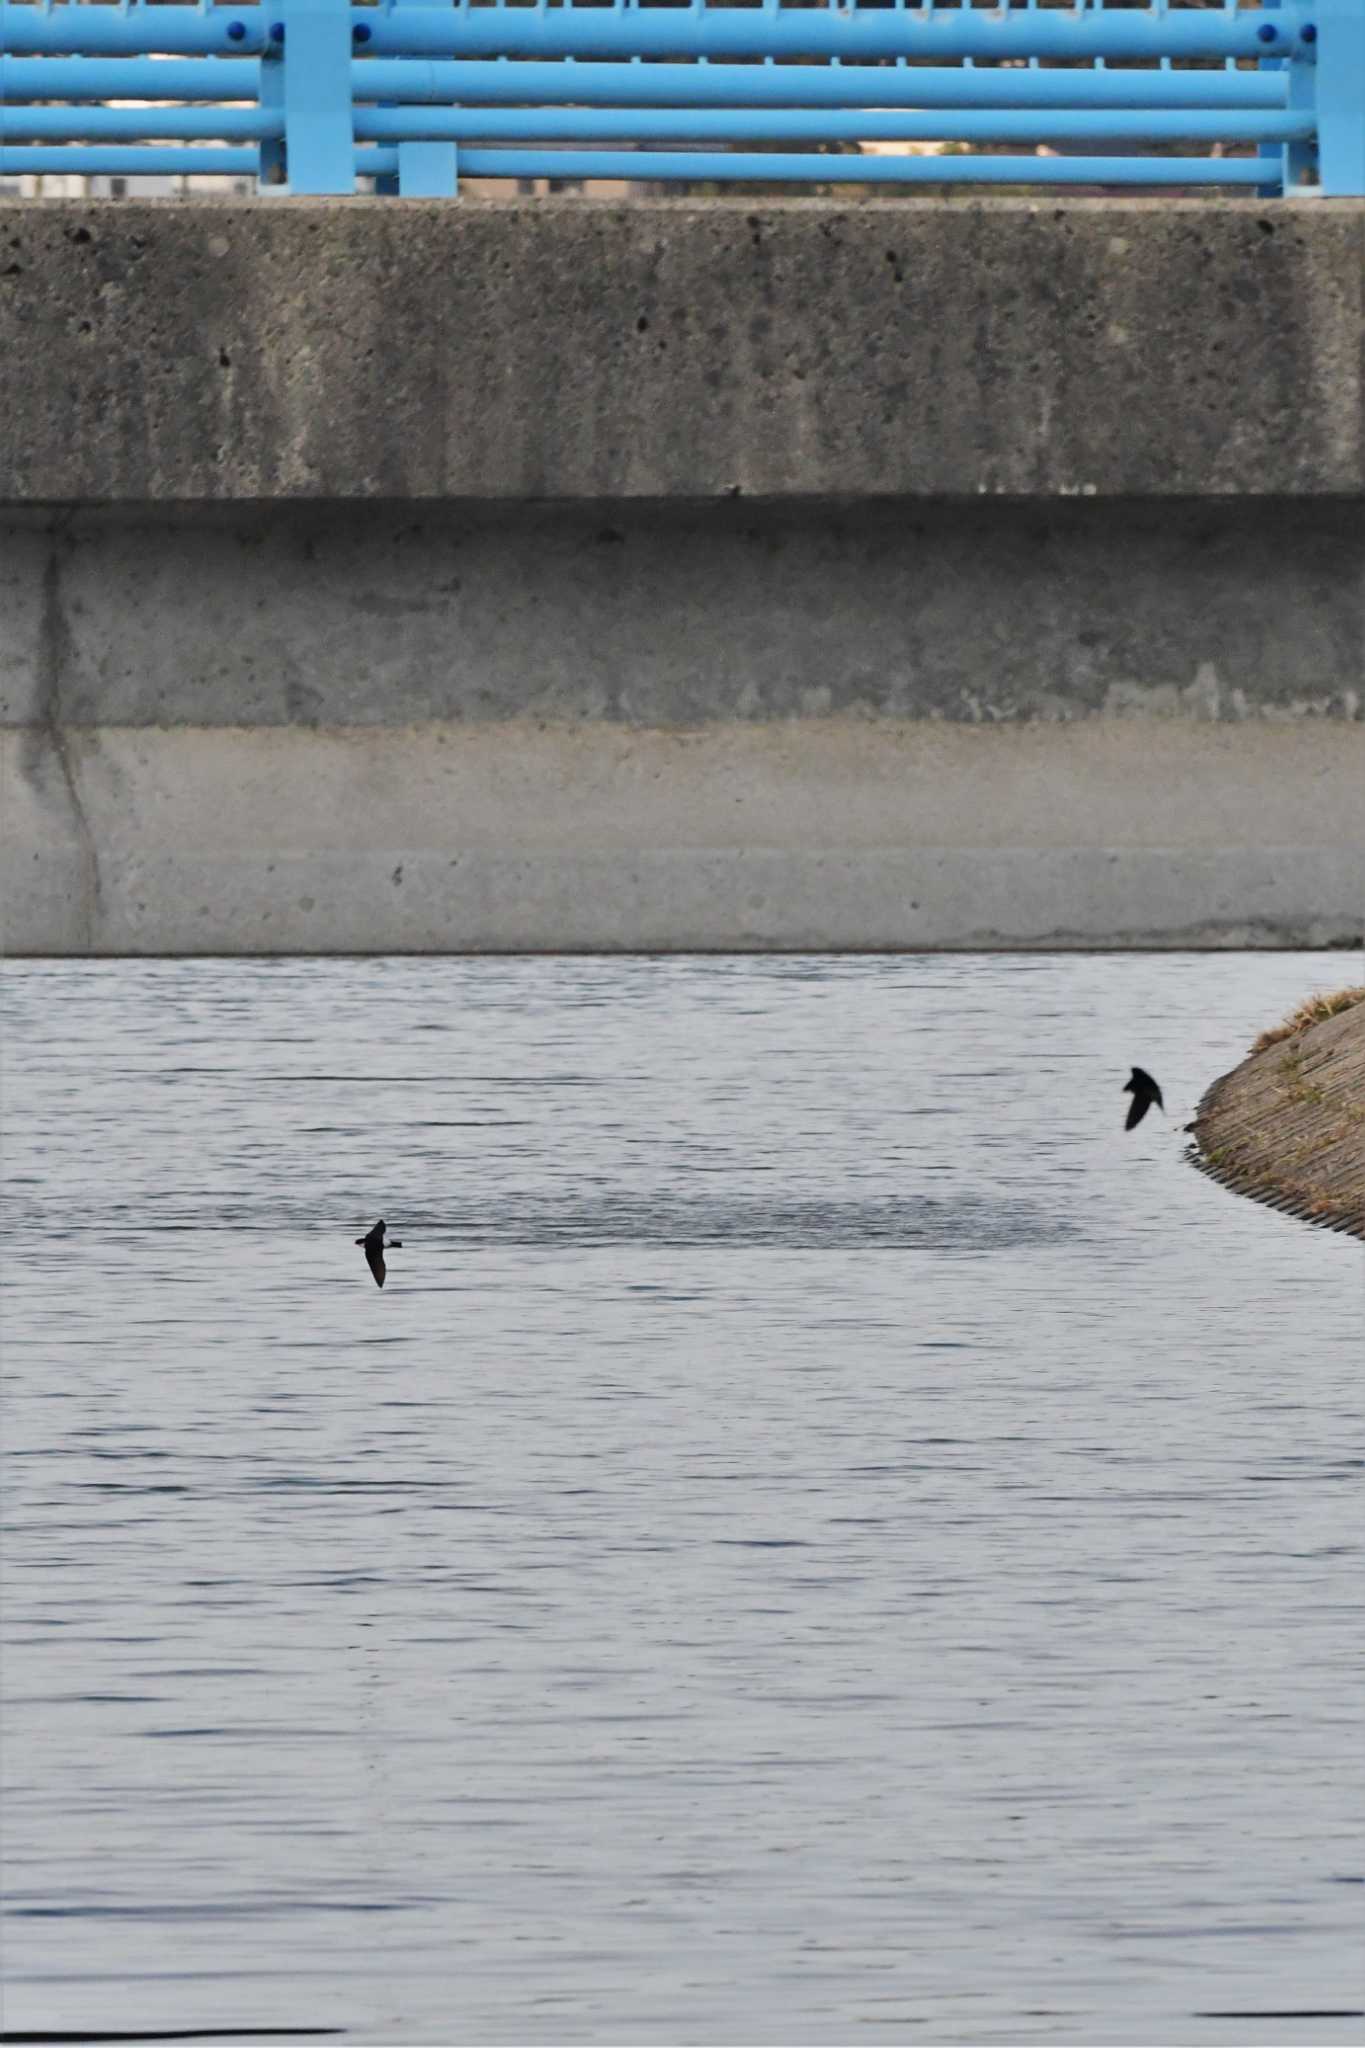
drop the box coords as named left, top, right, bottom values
left=1123, top=1067, right=1164, bottom=1131
left=356, top=1218, right=402, bottom=1289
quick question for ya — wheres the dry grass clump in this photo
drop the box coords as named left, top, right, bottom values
left=1250, top=986, right=1365, bottom=1055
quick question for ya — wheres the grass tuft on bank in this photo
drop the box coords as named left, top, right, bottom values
left=1249, top=987, right=1365, bottom=1056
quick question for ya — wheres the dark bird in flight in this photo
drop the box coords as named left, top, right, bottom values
left=356, top=1218, right=402, bottom=1289
left=1123, top=1067, right=1164, bottom=1131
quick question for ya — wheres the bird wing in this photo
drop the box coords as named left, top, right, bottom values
left=1125, top=1093, right=1150, bottom=1131
left=365, top=1243, right=386, bottom=1288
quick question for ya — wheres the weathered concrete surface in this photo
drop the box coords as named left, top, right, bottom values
left=2, top=498, right=1362, bottom=952
left=5, top=709, right=1363, bottom=954
left=1191, top=1000, right=1365, bottom=1238
left=1, top=199, right=1363, bottom=502
left=2, top=502, right=1362, bottom=729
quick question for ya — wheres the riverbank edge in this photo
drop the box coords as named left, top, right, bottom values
left=1189, top=1000, right=1365, bottom=1240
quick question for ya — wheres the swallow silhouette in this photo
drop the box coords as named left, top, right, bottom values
left=1123, top=1067, right=1164, bottom=1131
left=356, top=1218, right=402, bottom=1289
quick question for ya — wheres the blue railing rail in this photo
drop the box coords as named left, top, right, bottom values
left=1, top=0, right=1361, bottom=196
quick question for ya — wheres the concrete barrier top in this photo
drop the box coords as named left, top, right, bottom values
left=1, top=197, right=1362, bottom=503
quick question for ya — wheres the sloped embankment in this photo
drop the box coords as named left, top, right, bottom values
left=1190, top=996, right=1365, bottom=1239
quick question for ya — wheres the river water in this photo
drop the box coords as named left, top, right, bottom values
left=1, top=954, right=1360, bottom=2047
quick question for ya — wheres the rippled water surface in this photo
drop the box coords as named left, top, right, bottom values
left=2, top=955, right=1361, bottom=2047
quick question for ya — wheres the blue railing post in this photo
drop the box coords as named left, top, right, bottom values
left=1283, top=36, right=1319, bottom=192
left=259, top=20, right=287, bottom=187
left=371, top=0, right=401, bottom=193
left=1313, top=0, right=1365, bottom=194
left=1263, top=0, right=1318, bottom=195
left=397, top=140, right=459, bottom=194
left=277, top=0, right=354, bottom=194
left=1258, top=0, right=1285, bottom=196
left=389, top=0, right=457, bottom=194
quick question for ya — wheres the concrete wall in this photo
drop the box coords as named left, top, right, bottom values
left=4, top=499, right=1361, bottom=953
left=3, top=199, right=1362, bottom=501
left=2, top=202, right=1362, bottom=953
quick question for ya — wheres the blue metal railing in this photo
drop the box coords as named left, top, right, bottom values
left=1, top=0, right=1361, bottom=197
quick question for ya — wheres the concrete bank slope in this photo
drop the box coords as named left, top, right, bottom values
left=2, top=200, right=1364, bottom=954
left=1191, top=1001, right=1365, bottom=1239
